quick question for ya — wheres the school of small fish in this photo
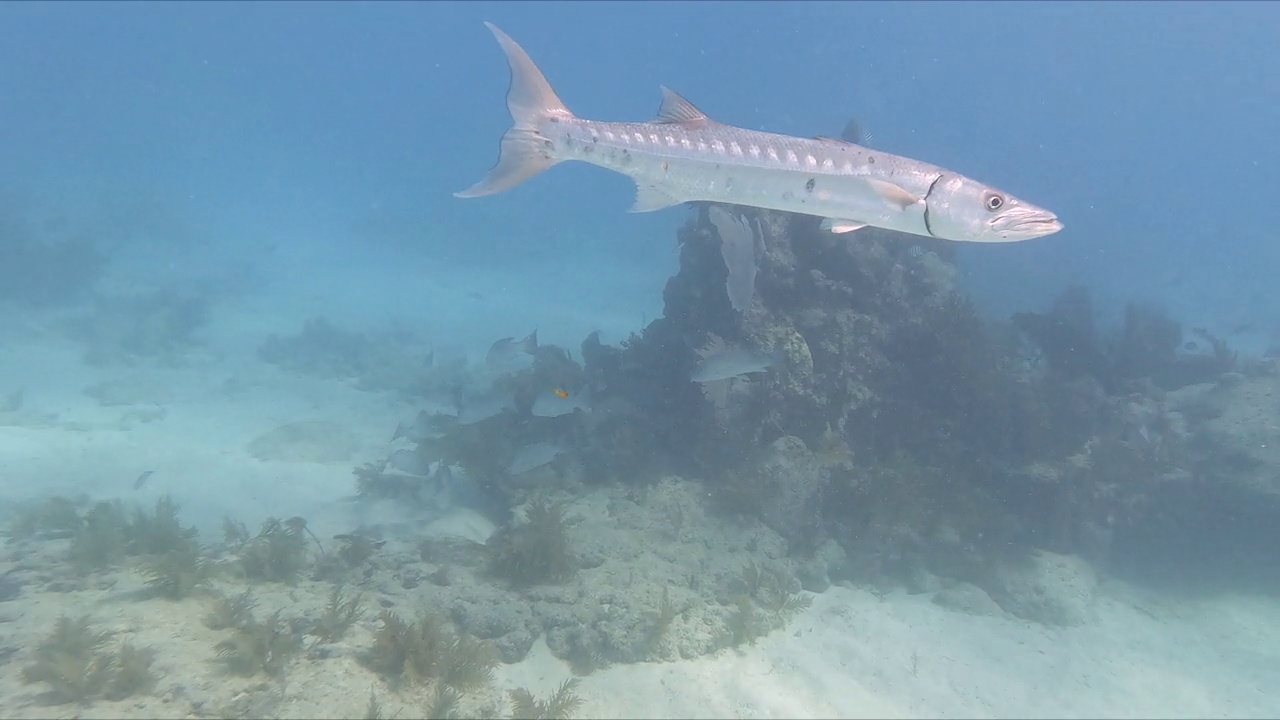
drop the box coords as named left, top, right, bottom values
left=383, top=321, right=787, bottom=500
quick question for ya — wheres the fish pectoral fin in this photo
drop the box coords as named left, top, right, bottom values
left=629, top=183, right=684, bottom=213
left=867, top=178, right=923, bottom=210
left=653, top=86, right=710, bottom=125
left=821, top=217, right=869, bottom=234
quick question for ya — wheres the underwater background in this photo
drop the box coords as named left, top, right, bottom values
left=1, top=1, right=1278, bottom=718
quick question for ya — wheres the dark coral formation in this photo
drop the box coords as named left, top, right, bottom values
left=1013, top=284, right=1237, bottom=393
left=571, top=211, right=1079, bottom=568
left=581, top=210, right=1089, bottom=483
left=356, top=200, right=1280, bottom=616
left=343, top=201, right=1280, bottom=672
left=566, top=206, right=1277, bottom=596
left=21, top=615, right=156, bottom=702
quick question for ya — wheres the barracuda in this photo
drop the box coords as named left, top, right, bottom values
left=456, top=23, right=1062, bottom=243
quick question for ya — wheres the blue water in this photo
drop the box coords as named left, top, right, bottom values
left=2, top=2, right=1278, bottom=718
left=4, top=2, right=1276, bottom=341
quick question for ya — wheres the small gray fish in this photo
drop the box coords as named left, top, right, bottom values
left=486, top=330, right=538, bottom=374
left=392, top=410, right=446, bottom=443
left=691, top=335, right=783, bottom=383
left=388, top=449, right=435, bottom=476
left=133, top=470, right=154, bottom=490
left=332, top=534, right=387, bottom=550
left=507, top=442, right=564, bottom=475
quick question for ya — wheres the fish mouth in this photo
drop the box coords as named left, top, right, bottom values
left=993, top=208, right=1064, bottom=241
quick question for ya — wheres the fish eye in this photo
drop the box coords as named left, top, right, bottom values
left=984, top=193, right=1005, bottom=212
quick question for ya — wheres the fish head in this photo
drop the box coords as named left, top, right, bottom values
left=924, top=172, right=1062, bottom=243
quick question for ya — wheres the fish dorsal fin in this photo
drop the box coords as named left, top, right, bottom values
left=840, top=118, right=874, bottom=146
left=654, top=86, right=709, bottom=125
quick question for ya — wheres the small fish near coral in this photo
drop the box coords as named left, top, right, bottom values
left=531, top=386, right=592, bottom=418
left=691, top=335, right=784, bottom=383
left=485, top=330, right=538, bottom=375
left=457, top=23, right=1062, bottom=243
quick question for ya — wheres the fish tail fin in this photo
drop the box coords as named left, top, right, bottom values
left=519, top=329, right=538, bottom=355
left=455, top=23, right=574, bottom=199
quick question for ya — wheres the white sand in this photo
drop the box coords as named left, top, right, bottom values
left=2, top=280, right=1279, bottom=719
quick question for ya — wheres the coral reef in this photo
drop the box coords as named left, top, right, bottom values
left=139, top=536, right=209, bottom=599
left=235, top=516, right=312, bottom=584
left=487, top=498, right=577, bottom=588
left=1013, top=285, right=1237, bottom=392
left=213, top=609, right=301, bottom=678
left=711, top=435, right=828, bottom=549
left=509, top=678, right=583, bottom=720
left=567, top=208, right=1102, bottom=588
left=7, top=496, right=84, bottom=541
left=203, top=589, right=258, bottom=631
left=20, top=615, right=114, bottom=702
left=13, top=495, right=211, bottom=597
left=546, top=207, right=1258, bottom=602
left=313, top=586, right=364, bottom=643
left=20, top=615, right=156, bottom=703
left=724, top=561, right=814, bottom=646
left=364, top=609, right=498, bottom=691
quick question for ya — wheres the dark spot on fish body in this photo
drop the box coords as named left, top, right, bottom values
left=868, top=156, right=876, bottom=164
left=805, top=178, right=816, bottom=193
left=661, top=161, right=669, bottom=173
left=622, top=149, right=632, bottom=165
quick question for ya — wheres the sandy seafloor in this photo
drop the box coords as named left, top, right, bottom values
left=1, top=262, right=1279, bottom=720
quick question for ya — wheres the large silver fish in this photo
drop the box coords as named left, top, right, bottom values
left=457, top=23, right=1062, bottom=244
